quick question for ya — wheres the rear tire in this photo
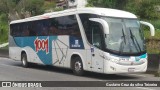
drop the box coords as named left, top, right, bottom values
left=72, top=57, right=84, bottom=76
left=21, top=53, right=28, bottom=68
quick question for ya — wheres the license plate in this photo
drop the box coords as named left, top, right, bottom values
left=128, top=68, right=135, bottom=72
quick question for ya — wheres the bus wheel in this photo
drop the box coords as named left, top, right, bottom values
left=21, top=53, right=28, bottom=68
left=72, top=57, right=84, bottom=76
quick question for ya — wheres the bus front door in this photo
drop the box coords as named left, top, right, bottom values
left=90, top=22, right=104, bottom=73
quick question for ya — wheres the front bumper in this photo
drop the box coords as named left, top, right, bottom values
left=104, top=60, right=147, bottom=74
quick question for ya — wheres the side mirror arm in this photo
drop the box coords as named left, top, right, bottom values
left=140, top=21, right=155, bottom=36
left=89, top=18, right=109, bottom=35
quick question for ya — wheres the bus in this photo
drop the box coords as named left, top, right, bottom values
left=9, top=7, right=155, bottom=75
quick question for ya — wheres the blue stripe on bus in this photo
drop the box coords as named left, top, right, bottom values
left=135, top=53, right=147, bottom=62
left=13, top=36, right=84, bottom=65
left=140, top=54, right=147, bottom=59
left=14, top=36, right=58, bottom=65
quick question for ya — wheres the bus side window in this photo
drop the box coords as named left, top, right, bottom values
left=49, top=15, right=81, bottom=38
left=29, top=21, right=36, bottom=36
left=49, top=18, right=59, bottom=35
left=79, top=14, right=99, bottom=45
left=90, top=22, right=103, bottom=49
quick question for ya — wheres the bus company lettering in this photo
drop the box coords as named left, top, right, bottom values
left=34, top=37, right=49, bottom=54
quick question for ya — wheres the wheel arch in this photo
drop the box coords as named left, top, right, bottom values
left=70, top=52, right=86, bottom=70
left=21, top=49, right=29, bottom=61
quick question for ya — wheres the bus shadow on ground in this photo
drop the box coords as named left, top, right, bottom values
left=11, top=62, right=140, bottom=80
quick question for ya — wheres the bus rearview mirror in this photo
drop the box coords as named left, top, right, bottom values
left=89, top=18, right=109, bottom=35
left=140, top=21, right=155, bottom=36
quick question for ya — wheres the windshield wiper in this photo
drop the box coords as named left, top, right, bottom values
left=119, top=29, right=126, bottom=54
left=129, top=28, right=142, bottom=52
left=122, top=28, right=126, bottom=44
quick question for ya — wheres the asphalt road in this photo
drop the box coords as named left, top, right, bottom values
left=0, top=57, right=160, bottom=90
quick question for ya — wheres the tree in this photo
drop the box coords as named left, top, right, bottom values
left=15, top=0, right=45, bottom=16
left=87, top=0, right=116, bottom=8
left=12, top=0, right=21, bottom=4
left=0, top=13, right=9, bottom=43
left=87, top=0, right=128, bottom=9
left=0, top=0, right=57, bottom=43
left=87, top=0, right=160, bottom=20
left=125, top=0, right=160, bottom=19
left=0, top=0, right=16, bottom=14
left=24, top=0, right=44, bottom=16
left=43, top=0, right=56, bottom=12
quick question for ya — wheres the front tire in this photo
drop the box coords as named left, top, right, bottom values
left=72, top=57, right=84, bottom=76
left=21, top=53, right=28, bottom=68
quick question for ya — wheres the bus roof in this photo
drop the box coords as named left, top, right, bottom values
left=10, top=7, right=137, bottom=24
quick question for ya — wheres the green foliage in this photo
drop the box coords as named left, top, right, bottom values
left=0, top=0, right=16, bottom=14
left=53, top=7, right=64, bottom=11
left=0, top=14, right=8, bottom=23
left=0, top=0, right=58, bottom=43
left=87, top=0, right=116, bottom=8
left=138, top=1, right=157, bottom=19
left=43, top=1, right=56, bottom=10
left=0, top=23, right=8, bottom=43
left=23, top=0, right=45, bottom=16
left=0, top=0, right=18, bottom=43
left=0, top=26, right=8, bottom=43
left=87, top=0, right=128, bottom=9
left=144, top=29, right=160, bottom=40
left=125, top=0, right=160, bottom=20
left=144, top=29, right=160, bottom=54
left=150, top=20, right=160, bottom=30
left=0, top=14, right=8, bottom=43
left=88, top=0, right=160, bottom=20
left=12, top=0, right=21, bottom=4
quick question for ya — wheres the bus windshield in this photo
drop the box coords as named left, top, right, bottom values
left=102, top=17, right=146, bottom=55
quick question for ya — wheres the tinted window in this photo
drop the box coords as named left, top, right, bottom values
left=10, top=15, right=81, bottom=38
left=49, top=15, right=81, bottom=37
left=91, top=22, right=104, bottom=49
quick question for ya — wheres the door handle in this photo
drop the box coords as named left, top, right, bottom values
left=92, top=54, right=95, bottom=57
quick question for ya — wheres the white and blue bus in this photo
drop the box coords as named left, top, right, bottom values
left=9, top=7, right=155, bottom=75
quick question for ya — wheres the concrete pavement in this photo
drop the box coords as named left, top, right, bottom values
left=0, top=57, right=160, bottom=90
